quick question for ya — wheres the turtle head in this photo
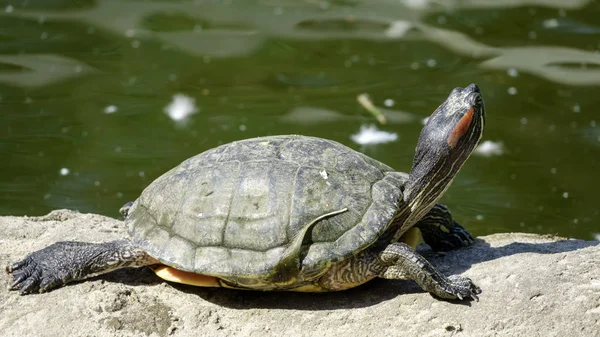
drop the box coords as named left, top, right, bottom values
left=404, top=83, right=485, bottom=217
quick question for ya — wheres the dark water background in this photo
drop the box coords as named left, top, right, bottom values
left=1, top=0, right=599, bottom=240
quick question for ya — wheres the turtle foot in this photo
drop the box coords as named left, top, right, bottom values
left=8, top=240, right=156, bottom=295
left=379, top=242, right=482, bottom=302
left=423, top=222, right=475, bottom=252
left=416, top=204, right=475, bottom=252
left=439, top=222, right=474, bottom=251
left=441, top=274, right=481, bottom=301
left=7, top=243, right=73, bottom=295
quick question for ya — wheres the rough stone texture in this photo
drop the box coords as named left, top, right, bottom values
left=0, top=210, right=598, bottom=337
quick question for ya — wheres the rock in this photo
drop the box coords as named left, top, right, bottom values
left=1, top=210, right=599, bottom=337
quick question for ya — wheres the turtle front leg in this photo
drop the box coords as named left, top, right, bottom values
left=6, top=240, right=158, bottom=295
left=416, top=203, right=474, bottom=252
left=379, top=242, right=481, bottom=301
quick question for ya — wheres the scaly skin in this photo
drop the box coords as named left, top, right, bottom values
left=6, top=240, right=158, bottom=294
left=378, top=243, right=480, bottom=301
left=316, top=206, right=480, bottom=300
left=417, top=204, right=475, bottom=251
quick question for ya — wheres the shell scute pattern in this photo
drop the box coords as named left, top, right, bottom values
left=127, top=135, right=404, bottom=280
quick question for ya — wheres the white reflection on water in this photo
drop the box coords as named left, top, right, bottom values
left=351, top=125, right=398, bottom=145
left=164, top=94, right=199, bottom=124
left=0, top=54, right=95, bottom=88
left=474, top=140, right=504, bottom=157
left=419, top=24, right=600, bottom=86
left=385, top=21, right=412, bottom=38
left=402, top=0, right=429, bottom=9
left=3, top=0, right=598, bottom=85
left=104, top=105, right=118, bottom=114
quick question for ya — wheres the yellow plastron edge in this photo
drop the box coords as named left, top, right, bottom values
left=151, top=265, right=221, bottom=287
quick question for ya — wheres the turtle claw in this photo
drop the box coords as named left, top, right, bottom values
left=9, top=272, right=30, bottom=290
left=6, top=243, right=72, bottom=295
left=6, top=260, right=26, bottom=273
left=444, top=274, right=481, bottom=302
left=17, top=276, right=40, bottom=295
left=7, top=257, right=43, bottom=294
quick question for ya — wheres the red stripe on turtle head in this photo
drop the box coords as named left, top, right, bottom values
left=447, top=107, right=474, bottom=149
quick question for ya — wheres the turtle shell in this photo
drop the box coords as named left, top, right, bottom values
left=126, top=135, right=406, bottom=287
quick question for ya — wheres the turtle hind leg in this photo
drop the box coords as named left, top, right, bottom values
left=379, top=242, right=481, bottom=301
left=6, top=239, right=158, bottom=295
left=416, top=203, right=474, bottom=252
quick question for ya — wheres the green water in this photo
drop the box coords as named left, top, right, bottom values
left=1, top=0, right=599, bottom=240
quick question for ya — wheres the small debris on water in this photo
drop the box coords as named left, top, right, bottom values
left=594, top=233, right=600, bottom=241
left=357, top=93, right=387, bottom=124
left=320, top=170, right=328, bottom=180
left=562, top=192, right=569, bottom=198
left=164, top=94, right=199, bottom=123
left=351, top=125, right=398, bottom=145
left=474, top=140, right=504, bottom=157
left=104, top=105, right=118, bottom=114
left=507, top=68, right=519, bottom=77
left=60, top=168, right=70, bottom=176
left=384, top=99, right=395, bottom=107
left=476, top=215, right=484, bottom=221
left=508, top=87, right=518, bottom=95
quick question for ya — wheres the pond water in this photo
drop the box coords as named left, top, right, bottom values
left=1, top=0, right=599, bottom=240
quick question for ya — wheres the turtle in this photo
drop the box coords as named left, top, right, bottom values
left=7, top=83, right=485, bottom=301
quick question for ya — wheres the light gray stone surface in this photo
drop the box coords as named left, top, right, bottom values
left=1, top=210, right=598, bottom=337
